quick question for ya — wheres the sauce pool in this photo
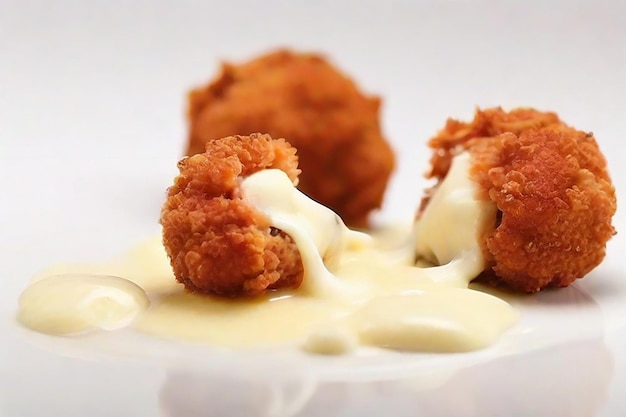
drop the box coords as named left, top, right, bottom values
left=16, top=153, right=519, bottom=355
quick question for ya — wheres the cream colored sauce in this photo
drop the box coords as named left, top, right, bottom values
left=239, top=169, right=370, bottom=297
left=414, top=152, right=497, bottom=281
left=17, top=274, right=150, bottom=335
left=303, top=325, right=358, bottom=355
left=352, top=290, right=513, bottom=352
left=17, top=154, right=518, bottom=354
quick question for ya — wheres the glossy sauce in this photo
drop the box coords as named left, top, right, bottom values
left=17, top=153, right=518, bottom=354
left=18, top=274, right=150, bottom=335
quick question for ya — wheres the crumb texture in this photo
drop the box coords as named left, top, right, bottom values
left=161, top=133, right=304, bottom=297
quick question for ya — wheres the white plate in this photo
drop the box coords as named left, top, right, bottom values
left=2, top=1, right=625, bottom=416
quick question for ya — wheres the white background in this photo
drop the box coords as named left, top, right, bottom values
left=1, top=1, right=625, bottom=416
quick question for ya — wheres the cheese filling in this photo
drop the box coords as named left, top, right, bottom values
left=16, top=154, right=515, bottom=355
left=414, top=152, right=497, bottom=283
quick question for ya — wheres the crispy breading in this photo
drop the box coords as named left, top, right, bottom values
left=426, top=108, right=616, bottom=292
left=185, top=49, right=395, bottom=228
left=160, top=133, right=304, bottom=297
left=427, top=107, right=562, bottom=179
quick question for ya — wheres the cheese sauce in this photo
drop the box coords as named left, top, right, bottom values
left=17, top=274, right=150, bottom=335
left=16, top=153, right=518, bottom=354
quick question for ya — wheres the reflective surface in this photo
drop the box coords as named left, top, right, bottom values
left=159, top=337, right=614, bottom=417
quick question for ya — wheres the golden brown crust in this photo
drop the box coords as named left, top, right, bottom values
left=470, top=128, right=616, bottom=292
left=185, top=49, right=395, bottom=228
left=426, top=108, right=616, bottom=292
left=427, top=107, right=562, bottom=180
left=160, top=133, right=304, bottom=297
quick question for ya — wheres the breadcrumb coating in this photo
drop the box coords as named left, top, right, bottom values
left=160, top=133, right=304, bottom=297
left=427, top=107, right=562, bottom=179
left=427, top=108, right=616, bottom=292
left=185, top=49, right=395, bottom=228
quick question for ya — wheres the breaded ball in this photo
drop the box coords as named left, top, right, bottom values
left=185, top=49, right=395, bottom=228
left=160, top=133, right=304, bottom=297
left=427, top=108, right=616, bottom=292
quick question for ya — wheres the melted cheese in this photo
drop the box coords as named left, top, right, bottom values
left=414, top=152, right=496, bottom=280
left=16, top=155, right=517, bottom=355
left=239, top=169, right=369, bottom=296
left=17, top=274, right=149, bottom=335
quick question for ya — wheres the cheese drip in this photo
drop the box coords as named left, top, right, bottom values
left=414, top=152, right=497, bottom=281
left=17, top=154, right=516, bottom=354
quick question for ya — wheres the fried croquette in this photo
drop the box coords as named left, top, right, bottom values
left=160, top=133, right=304, bottom=297
left=185, top=49, right=395, bottom=228
left=426, top=108, right=616, bottom=292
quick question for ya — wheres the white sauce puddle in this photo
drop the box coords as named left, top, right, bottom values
left=17, top=153, right=518, bottom=355
left=18, top=274, right=149, bottom=335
